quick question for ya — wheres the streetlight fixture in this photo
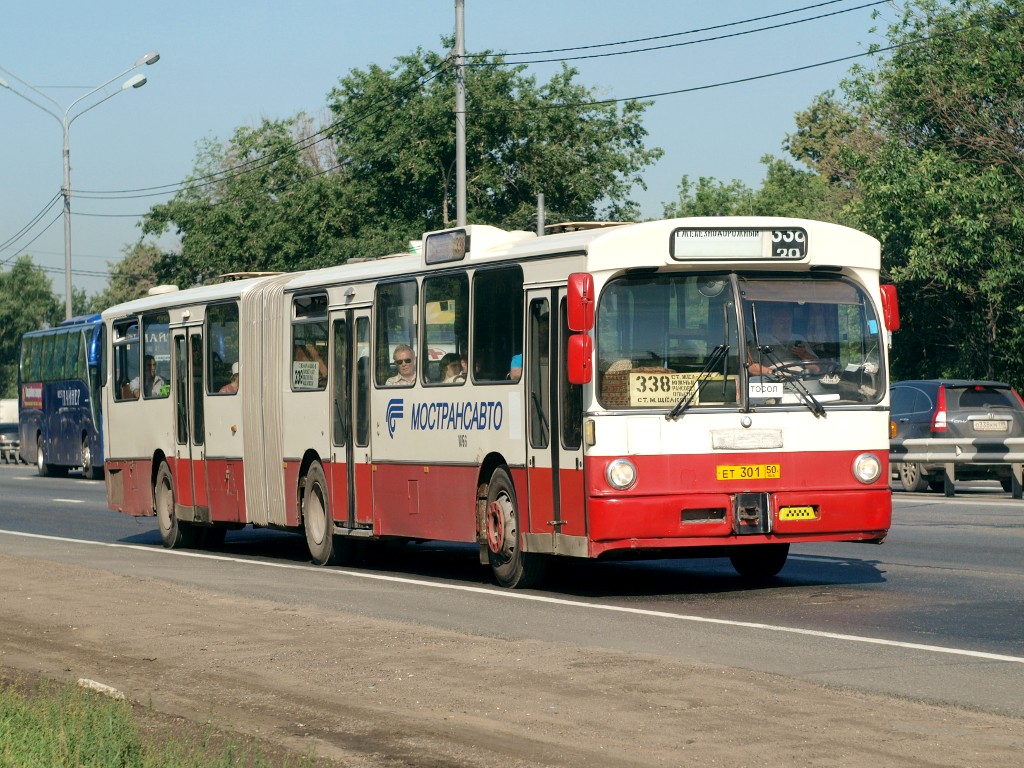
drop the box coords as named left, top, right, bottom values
left=0, top=51, right=160, bottom=319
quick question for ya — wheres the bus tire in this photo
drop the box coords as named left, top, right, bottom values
left=898, top=462, right=930, bottom=493
left=485, top=467, right=546, bottom=589
left=303, top=461, right=343, bottom=566
left=155, top=462, right=196, bottom=549
left=82, top=436, right=103, bottom=481
left=35, top=434, right=49, bottom=477
left=729, top=543, right=790, bottom=580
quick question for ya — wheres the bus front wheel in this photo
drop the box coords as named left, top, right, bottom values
left=485, top=467, right=546, bottom=589
left=729, top=544, right=789, bottom=580
left=155, top=462, right=196, bottom=549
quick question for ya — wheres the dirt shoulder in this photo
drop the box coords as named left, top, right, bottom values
left=0, top=553, right=1020, bottom=767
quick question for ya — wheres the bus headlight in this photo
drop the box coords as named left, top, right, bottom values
left=852, top=453, right=882, bottom=484
left=606, top=458, right=637, bottom=490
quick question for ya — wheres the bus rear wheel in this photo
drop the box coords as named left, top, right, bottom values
left=729, top=544, right=790, bottom=580
left=485, top=467, right=546, bottom=589
left=302, top=461, right=358, bottom=566
left=155, top=462, right=196, bottom=549
left=81, top=436, right=103, bottom=480
left=35, top=435, right=48, bottom=477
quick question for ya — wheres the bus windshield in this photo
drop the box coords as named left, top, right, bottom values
left=596, top=273, right=884, bottom=410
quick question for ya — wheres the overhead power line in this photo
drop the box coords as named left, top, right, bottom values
left=468, top=0, right=880, bottom=57
left=468, top=1, right=889, bottom=66
left=0, top=193, right=62, bottom=257
left=0, top=209, right=63, bottom=269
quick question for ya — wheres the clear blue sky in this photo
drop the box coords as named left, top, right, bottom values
left=0, top=1, right=893, bottom=298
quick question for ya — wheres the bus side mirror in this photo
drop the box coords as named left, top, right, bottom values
left=567, top=333, right=592, bottom=385
left=880, top=284, right=900, bottom=332
left=567, top=273, right=594, bottom=332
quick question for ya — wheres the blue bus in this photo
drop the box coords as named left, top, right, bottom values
left=18, top=314, right=105, bottom=479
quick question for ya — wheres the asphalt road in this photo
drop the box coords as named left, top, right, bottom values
left=1, top=461, right=1022, bottom=717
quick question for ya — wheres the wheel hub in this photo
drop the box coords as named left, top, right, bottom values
left=486, top=496, right=515, bottom=557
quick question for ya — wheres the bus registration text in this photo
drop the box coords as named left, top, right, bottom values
left=716, top=464, right=780, bottom=480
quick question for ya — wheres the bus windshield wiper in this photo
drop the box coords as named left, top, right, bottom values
left=667, top=344, right=729, bottom=421
left=757, top=345, right=827, bottom=419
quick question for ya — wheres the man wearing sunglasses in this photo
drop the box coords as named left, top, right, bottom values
left=386, top=345, right=417, bottom=386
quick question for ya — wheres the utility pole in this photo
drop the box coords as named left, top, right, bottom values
left=1, top=52, right=159, bottom=319
left=454, top=0, right=467, bottom=227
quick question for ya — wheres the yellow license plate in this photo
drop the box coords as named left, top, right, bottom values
left=716, top=464, right=780, bottom=481
left=779, top=506, right=818, bottom=521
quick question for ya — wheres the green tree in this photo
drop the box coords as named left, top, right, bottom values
left=751, top=155, right=840, bottom=221
left=325, top=47, right=661, bottom=251
left=843, top=0, right=1024, bottom=384
left=0, top=256, right=62, bottom=397
left=662, top=156, right=845, bottom=223
left=90, top=242, right=166, bottom=312
left=142, top=46, right=662, bottom=284
left=144, top=117, right=344, bottom=286
left=662, top=175, right=755, bottom=218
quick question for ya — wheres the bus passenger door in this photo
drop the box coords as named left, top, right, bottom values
left=172, top=330, right=209, bottom=519
left=555, top=294, right=586, bottom=544
left=329, top=310, right=373, bottom=529
left=525, top=293, right=557, bottom=537
left=525, top=290, right=586, bottom=554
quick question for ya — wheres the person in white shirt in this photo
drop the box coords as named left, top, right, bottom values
left=385, top=345, right=417, bottom=386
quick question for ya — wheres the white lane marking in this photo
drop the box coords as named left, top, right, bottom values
left=2, top=529, right=1023, bottom=665
left=52, top=498, right=85, bottom=504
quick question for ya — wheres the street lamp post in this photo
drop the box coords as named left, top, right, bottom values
left=0, top=51, right=159, bottom=319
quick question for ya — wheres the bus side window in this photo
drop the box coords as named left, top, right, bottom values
left=422, top=273, right=468, bottom=385
left=291, top=295, right=328, bottom=391
left=472, top=266, right=523, bottom=382
left=207, top=303, right=240, bottom=394
left=112, top=319, right=140, bottom=402
left=374, top=280, right=419, bottom=386
left=142, top=312, right=171, bottom=399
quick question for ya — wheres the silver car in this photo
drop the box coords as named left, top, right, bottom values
left=890, top=379, right=1024, bottom=492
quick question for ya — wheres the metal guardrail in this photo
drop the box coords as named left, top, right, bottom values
left=890, top=437, right=1024, bottom=499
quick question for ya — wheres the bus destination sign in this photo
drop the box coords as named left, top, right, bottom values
left=671, top=228, right=807, bottom=261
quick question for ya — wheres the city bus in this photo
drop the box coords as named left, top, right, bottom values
left=19, top=314, right=107, bottom=479
left=101, top=217, right=899, bottom=587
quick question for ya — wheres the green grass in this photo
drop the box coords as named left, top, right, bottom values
left=0, top=675, right=323, bottom=768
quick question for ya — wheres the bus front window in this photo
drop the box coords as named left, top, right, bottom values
left=597, top=274, right=739, bottom=409
left=740, top=276, right=883, bottom=408
left=596, top=273, right=884, bottom=411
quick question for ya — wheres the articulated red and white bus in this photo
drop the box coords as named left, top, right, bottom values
left=101, top=217, right=899, bottom=587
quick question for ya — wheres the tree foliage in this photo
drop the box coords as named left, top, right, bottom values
left=843, top=0, right=1024, bottom=384
left=662, top=155, right=844, bottom=222
left=143, top=117, right=345, bottom=286
left=661, top=175, right=755, bottom=218
left=0, top=256, right=62, bottom=397
left=660, top=1, right=1024, bottom=387
left=327, top=48, right=661, bottom=241
left=142, top=46, right=662, bottom=285
left=89, top=242, right=165, bottom=313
